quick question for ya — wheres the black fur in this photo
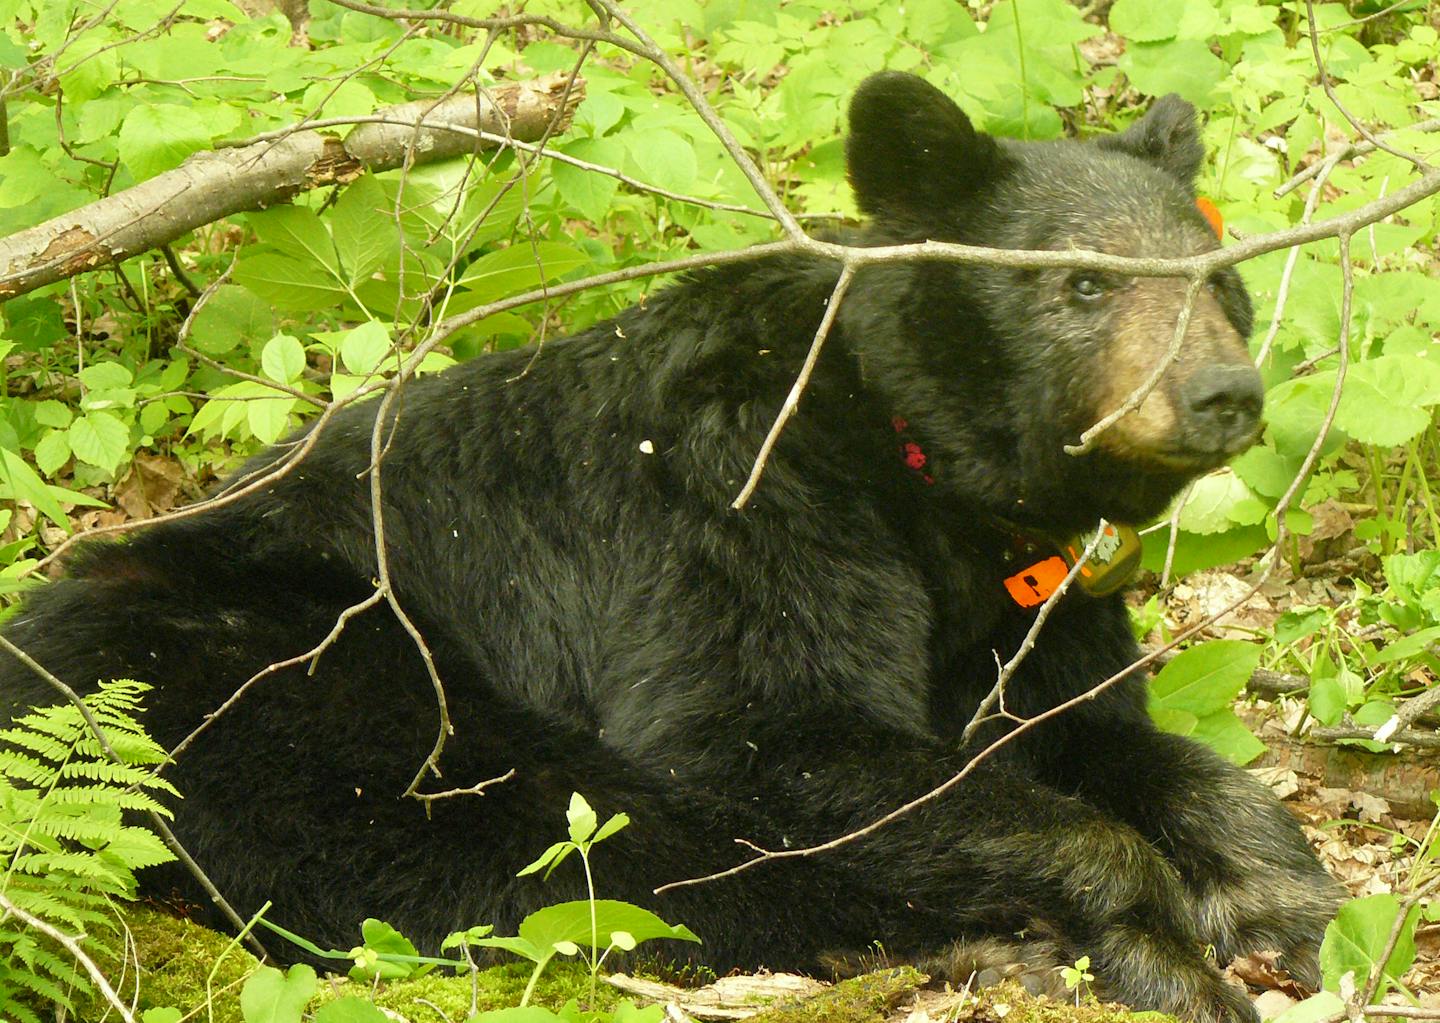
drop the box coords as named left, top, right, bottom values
left=1, top=74, right=1338, bottom=1022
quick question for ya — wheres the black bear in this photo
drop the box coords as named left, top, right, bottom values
left=1, top=73, right=1338, bottom=1022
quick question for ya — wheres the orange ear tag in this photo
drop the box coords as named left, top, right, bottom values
left=1195, top=196, right=1224, bottom=239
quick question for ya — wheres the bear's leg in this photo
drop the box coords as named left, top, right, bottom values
left=1042, top=724, right=1341, bottom=988
left=779, top=759, right=1259, bottom=1023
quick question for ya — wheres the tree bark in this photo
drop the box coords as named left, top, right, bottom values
left=0, top=73, right=583, bottom=300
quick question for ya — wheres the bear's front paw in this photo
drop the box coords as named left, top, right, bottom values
left=1193, top=869, right=1341, bottom=991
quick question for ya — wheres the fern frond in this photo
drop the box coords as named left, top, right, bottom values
left=0, top=679, right=174, bottom=1016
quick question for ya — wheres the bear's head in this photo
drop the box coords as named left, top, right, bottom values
left=840, top=72, right=1261, bottom=533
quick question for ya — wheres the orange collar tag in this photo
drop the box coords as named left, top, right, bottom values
left=1004, top=556, right=1069, bottom=608
left=1002, top=523, right=1143, bottom=608
left=1195, top=196, right=1223, bottom=239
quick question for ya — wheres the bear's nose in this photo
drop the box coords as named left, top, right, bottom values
left=1179, top=365, right=1263, bottom=452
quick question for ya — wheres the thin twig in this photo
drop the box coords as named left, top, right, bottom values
left=1064, top=278, right=1202, bottom=455
left=1304, top=0, right=1431, bottom=175
left=731, top=266, right=855, bottom=509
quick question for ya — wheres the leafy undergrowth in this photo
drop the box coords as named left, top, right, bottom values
left=81, top=905, right=624, bottom=1023
left=77, top=921, right=1171, bottom=1023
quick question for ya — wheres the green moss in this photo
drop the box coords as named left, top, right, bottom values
left=75, top=906, right=622, bottom=1022
left=745, top=967, right=926, bottom=1023
left=81, top=904, right=259, bottom=1023
left=956, top=981, right=1180, bottom=1023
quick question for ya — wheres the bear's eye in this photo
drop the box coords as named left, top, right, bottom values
left=1069, top=274, right=1107, bottom=301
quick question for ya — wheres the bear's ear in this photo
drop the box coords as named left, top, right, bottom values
left=1094, top=94, right=1204, bottom=185
left=846, top=72, right=998, bottom=220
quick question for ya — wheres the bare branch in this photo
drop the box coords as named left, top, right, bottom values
left=1063, top=279, right=1202, bottom=456
left=0, top=74, right=583, bottom=300
left=731, top=266, right=856, bottom=509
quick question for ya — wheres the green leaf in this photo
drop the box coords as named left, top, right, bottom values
left=261, top=334, right=306, bottom=385
left=456, top=243, right=588, bottom=304
left=1176, top=470, right=1262, bottom=535
left=68, top=411, right=130, bottom=474
left=239, top=964, right=317, bottom=1023
left=1270, top=993, right=1345, bottom=1023
left=348, top=919, right=428, bottom=982
left=1189, top=709, right=1266, bottom=765
left=331, top=175, right=395, bottom=286
left=566, top=792, right=597, bottom=845
left=141, top=1010, right=185, bottom=1023
left=470, top=1008, right=569, bottom=1023
left=78, top=362, right=133, bottom=391
left=1150, top=641, right=1261, bottom=718
left=1118, top=38, right=1226, bottom=103
left=248, top=394, right=299, bottom=446
left=1109, top=0, right=1185, bottom=42
left=592, top=812, right=630, bottom=844
left=626, top=128, right=697, bottom=193
left=33, top=400, right=74, bottom=429
left=248, top=206, right=342, bottom=280
left=117, top=104, right=213, bottom=181
left=553, top=137, right=626, bottom=224
left=1371, top=625, right=1440, bottom=665
left=1333, top=355, right=1440, bottom=447
left=1308, top=669, right=1363, bottom=726
left=191, top=285, right=275, bottom=356
left=34, top=431, right=72, bottom=476
left=518, top=900, right=700, bottom=955
left=339, top=321, right=393, bottom=376
left=313, top=998, right=390, bottom=1023
left=516, top=840, right=574, bottom=878
left=1320, top=894, right=1419, bottom=998
left=234, top=252, right=349, bottom=312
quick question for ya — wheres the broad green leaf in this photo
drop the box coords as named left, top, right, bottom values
left=1333, top=355, right=1440, bottom=447
left=117, top=103, right=213, bottom=181
left=34, top=431, right=72, bottom=476
left=627, top=128, right=697, bottom=194
left=517, top=900, right=700, bottom=954
left=1189, top=709, right=1266, bottom=765
left=1118, top=38, right=1226, bottom=103
left=1320, top=894, right=1418, bottom=998
left=68, top=411, right=130, bottom=474
left=248, top=395, right=299, bottom=446
left=0, top=447, right=69, bottom=528
left=566, top=792, right=597, bottom=845
left=261, top=334, right=306, bottom=385
left=1177, top=470, right=1263, bottom=535
left=1149, top=705, right=1198, bottom=736
left=339, top=321, right=393, bottom=376
left=234, top=252, right=350, bottom=312
left=239, top=964, right=317, bottom=1023
left=192, top=285, right=276, bottom=356
left=331, top=175, right=395, bottom=286
left=0, top=147, right=52, bottom=209
left=554, top=137, right=626, bottom=223
left=249, top=206, right=341, bottom=279
left=141, top=1010, right=185, bottom=1023
left=1109, top=0, right=1185, bottom=42
left=348, top=919, right=429, bottom=982
left=456, top=242, right=588, bottom=304
left=1150, top=640, right=1261, bottom=717
left=78, top=363, right=133, bottom=391
left=33, top=400, right=72, bottom=429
